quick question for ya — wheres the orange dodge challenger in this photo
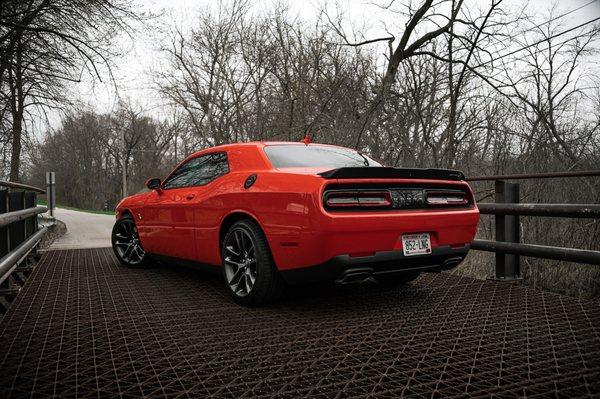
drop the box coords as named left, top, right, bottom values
left=112, top=141, right=480, bottom=305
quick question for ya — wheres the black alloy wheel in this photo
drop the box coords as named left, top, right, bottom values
left=223, top=228, right=258, bottom=297
left=112, top=214, right=148, bottom=267
left=221, top=220, right=284, bottom=306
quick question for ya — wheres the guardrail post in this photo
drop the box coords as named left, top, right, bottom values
left=46, top=172, right=55, bottom=218
left=0, top=188, right=7, bottom=259
left=0, top=189, right=7, bottom=303
left=8, top=191, right=25, bottom=251
left=24, top=192, right=36, bottom=238
left=494, top=180, right=520, bottom=279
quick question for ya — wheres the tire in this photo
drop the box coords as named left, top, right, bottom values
left=111, top=213, right=149, bottom=268
left=376, top=271, right=420, bottom=286
left=221, top=219, right=284, bottom=306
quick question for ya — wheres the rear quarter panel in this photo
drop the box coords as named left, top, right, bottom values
left=194, top=170, right=323, bottom=266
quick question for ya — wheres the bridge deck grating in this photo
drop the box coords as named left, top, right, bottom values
left=0, top=248, right=599, bottom=398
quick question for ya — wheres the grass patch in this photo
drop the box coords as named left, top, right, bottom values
left=36, top=199, right=115, bottom=215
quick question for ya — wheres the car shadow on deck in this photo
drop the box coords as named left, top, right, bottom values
left=152, top=256, right=436, bottom=310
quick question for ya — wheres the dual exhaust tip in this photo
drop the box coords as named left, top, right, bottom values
left=335, top=257, right=463, bottom=284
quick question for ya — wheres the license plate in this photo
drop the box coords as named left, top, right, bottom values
left=402, top=233, right=431, bottom=256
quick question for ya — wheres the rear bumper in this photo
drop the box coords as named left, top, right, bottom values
left=269, top=207, right=479, bottom=270
left=280, top=244, right=470, bottom=285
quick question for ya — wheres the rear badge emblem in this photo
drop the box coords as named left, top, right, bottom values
left=391, top=189, right=426, bottom=208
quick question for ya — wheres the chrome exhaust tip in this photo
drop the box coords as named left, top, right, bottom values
left=336, top=269, right=373, bottom=284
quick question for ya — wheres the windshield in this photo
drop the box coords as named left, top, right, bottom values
left=264, top=145, right=381, bottom=168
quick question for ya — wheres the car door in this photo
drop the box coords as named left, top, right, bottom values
left=143, top=152, right=229, bottom=261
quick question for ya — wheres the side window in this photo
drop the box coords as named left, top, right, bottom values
left=162, top=152, right=229, bottom=189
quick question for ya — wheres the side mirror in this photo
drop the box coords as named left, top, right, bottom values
left=146, top=178, right=162, bottom=191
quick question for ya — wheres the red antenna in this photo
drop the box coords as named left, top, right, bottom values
left=301, top=134, right=311, bottom=145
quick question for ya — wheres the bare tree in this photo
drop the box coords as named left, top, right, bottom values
left=326, top=0, right=480, bottom=147
left=501, top=20, right=600, bottom=167
left=0, top=0, right=140, bottom=181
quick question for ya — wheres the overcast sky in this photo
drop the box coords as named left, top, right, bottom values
left=71, top=0, right=600, bottom=125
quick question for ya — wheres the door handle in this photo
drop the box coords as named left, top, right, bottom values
left=185, top=194, right=196, bottom=200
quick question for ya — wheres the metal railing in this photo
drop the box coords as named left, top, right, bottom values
left=0, top=182, right=48, bottom=313
left=466, top=170, right=600, bottom=279
left=0, top=180, right=46, bottom=194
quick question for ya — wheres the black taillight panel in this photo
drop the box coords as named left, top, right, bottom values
left=425, top=189, right=468, bottom=206
left=324, top=190, right=393, bottom=209
left=323, top=184, right=472, bottom=211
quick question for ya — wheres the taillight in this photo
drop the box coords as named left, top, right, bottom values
left=426, top=191, right=468, bottom=206
left=325, top=191, right=392, bottom=208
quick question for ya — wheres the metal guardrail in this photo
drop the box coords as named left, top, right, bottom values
left=0, top=207, right=47, bottom=228
left=477, top=203, right=600, bottom=218
left=471, top=239, right=600, bottom=266
left=467, top=170, right=600, bottom=181
left=468, top=172, right=600, bottom=279
left=0, top=226, right=47, bottom=286
left=0, top=182, right=49, bottom=313
left=0, top=180, right=45, bottom=194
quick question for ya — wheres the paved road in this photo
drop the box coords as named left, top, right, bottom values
left=50, top=208, right=114, bottom=250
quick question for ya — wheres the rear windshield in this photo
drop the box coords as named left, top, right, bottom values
left=264, top=145, right=381, bottom=168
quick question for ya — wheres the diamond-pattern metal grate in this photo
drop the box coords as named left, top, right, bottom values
left=0, top=248, right=599, bottom=398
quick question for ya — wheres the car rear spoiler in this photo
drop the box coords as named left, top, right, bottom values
left=318, top=167, right=465, bottom=181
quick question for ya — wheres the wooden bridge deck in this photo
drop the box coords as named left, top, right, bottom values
left=1, top=248, right=599, bottom=398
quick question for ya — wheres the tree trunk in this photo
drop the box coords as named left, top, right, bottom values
left=8, top=38, right=24, bottom=182
left=9, top=114, right=23, bottom=182
left=445, top=10, right=457, bottom=168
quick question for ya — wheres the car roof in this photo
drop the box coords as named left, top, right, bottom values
left=186, top=141, right=355, bottom=158
left=166, top=140, right=365, bottom=177
left=168, top=141, right=367, bottom=174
